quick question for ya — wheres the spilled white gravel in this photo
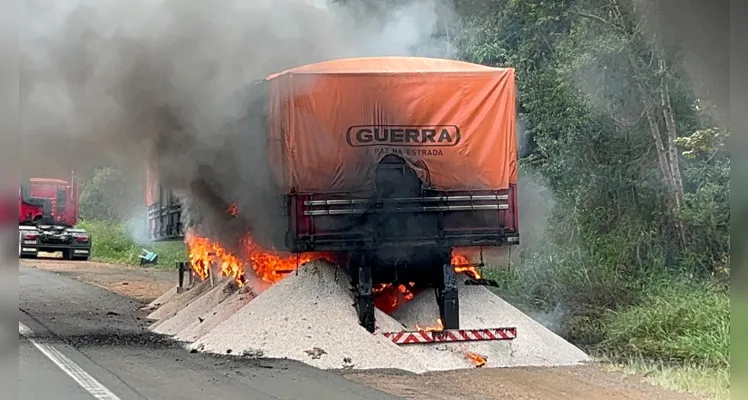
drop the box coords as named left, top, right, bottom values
left=147, top=279, right=216, bottom=321
left=189, top=262, right=426, bottom=372
left=175, top=289, right=255, bottom=343
left=142, top=284, right=179, bottom=311
left=391, top=278, right=589, bottom=369
left=151, top=278, right=236, bottom=336
left=148, top=260, right=589, bottom=372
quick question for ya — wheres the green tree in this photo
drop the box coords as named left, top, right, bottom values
left=79, top=166, right=140, bottom=221
left=450, top=0, right=729, bottom=353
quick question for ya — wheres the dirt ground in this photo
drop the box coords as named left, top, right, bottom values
left=24, top=257, right=706, bottom=400
left=25, top=256, right=176, bottom=303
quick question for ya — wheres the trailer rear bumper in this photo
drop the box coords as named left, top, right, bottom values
left=285, top=188, right=520, bottom=253
left=381, top=327, right=517, bottom=344
left=23, top=242, right=92, bottom=257
left=288, top=231, right=519, bottom=252
left=18, top=225, right=91, bottom=259
left=19, top=245, right=38, bottom=257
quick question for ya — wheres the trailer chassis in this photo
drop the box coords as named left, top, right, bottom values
left=346, top=249, right=484, bottom=333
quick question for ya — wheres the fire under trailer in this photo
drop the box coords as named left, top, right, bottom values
left=18, top=176, right=92, bottom=261
left=145, top=57, right=520, bottom=344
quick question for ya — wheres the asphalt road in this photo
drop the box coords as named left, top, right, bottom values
left=20, top=335, right=95, bottom=400
left=19, top=264, right=401, bottom=400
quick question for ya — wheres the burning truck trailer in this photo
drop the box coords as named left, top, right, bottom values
left=146, top=56, right=520, bottom=345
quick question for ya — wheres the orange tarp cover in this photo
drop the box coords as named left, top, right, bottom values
left=267, top=56, right=518, bottom=194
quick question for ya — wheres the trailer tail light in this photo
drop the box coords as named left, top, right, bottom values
left=73, top=233, right=90, bottom=243
left=22, top=233, right=37, bottom=241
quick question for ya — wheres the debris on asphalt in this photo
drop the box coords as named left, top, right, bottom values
left=305, top=347, right=327, bottom=359
left=241, top=348, right=264, bottom=358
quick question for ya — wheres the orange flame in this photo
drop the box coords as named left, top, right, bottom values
left=227, top=203, right=239, bottom=217
left=415, top=318, right=444, bottom=332
left=185, top=233, right=245, bottom=287
left=467, top=352, right=487, bottom=368
left=373, top=282, right=417, bottom=314
left=239, top=235, right=333, bottom=284
left=185, top=229, right=332, bottom=287
left=372, top=250, right=480, bottom=315
left=451, top=251, right=482, bottom=279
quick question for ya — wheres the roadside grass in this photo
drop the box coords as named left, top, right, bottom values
left=78, top=220, right=186, bottom=269
left=609, top=360, right=729, bottom=400
left=483, top=253, right=730, bottom=400
left=594, top=278, right=729, bottom=369
left=594, top=279, right=730, bottom=400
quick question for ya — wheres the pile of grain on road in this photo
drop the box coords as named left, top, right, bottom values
left=151, top=278, right=237, bottom=336
left=190, top=261, right=428, bottom=372
left=147, top=260, right=587, bottom=373
left=174, top=289, right=255, bottom=343
left=142, top=285, right=179, bottom=312
left=147, top=279, right=216, bottom=321
left=391, top=277, right=589, bottom=369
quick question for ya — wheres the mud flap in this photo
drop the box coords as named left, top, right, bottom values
left=355, top=262, right=375, bottom=333
left=437, top=263, right=459, bottom=330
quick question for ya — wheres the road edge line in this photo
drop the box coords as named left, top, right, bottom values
left=19, top=321, right=121, bottom=400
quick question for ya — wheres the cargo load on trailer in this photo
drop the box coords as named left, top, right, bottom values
left=145, top=56, right=519, bottom=335
left=18, top=175, right=92, bottom=260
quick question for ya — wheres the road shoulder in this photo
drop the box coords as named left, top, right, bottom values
left=24, top=258, right=175, bottom=303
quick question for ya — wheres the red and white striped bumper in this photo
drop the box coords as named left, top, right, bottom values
left=381, top=327, right=517, bottom=345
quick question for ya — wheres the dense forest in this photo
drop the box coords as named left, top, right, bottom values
left=77, top=0, right=728, bottom=396
left=446, top=0, right=729, bottom=380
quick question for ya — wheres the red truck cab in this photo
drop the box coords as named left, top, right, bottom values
left=19, top=178, right=80, bottom=226
left=18, top=176, right=90, bottom=261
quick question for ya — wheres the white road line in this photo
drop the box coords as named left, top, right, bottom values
left=19, top=321, right=121, bottom=400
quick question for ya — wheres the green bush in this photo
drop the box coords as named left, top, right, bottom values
left=596, top=279, right=729, bottom=368
left=485, top=253, right=729, bottom=371
left=79, top=167, right=143, bottom=222
left=79, top=220, right=186, bottom=269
